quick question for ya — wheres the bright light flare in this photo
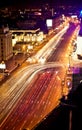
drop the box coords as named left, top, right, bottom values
left=38, top=57, right=46, bottom=64
left=46, top=19, right=52, bottom=27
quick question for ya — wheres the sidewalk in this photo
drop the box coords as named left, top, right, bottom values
left=0, top=73, right=5, bottom=81
left=0, top=53, right=27, bottom=82
left=6, top=53, right=27, bottom=71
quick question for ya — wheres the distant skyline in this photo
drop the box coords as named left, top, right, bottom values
left=0, top=0, right=82, bottom=8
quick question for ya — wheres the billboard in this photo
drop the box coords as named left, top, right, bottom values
left=46, top=19, right=52, bottom=27
left=76, top=36, right=82, bottom=55
left=0, top=63, right=6, bottom=69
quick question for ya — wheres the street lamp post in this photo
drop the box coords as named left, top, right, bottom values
left=61, top=79, right=65, bottom=97
left=69, top=53, right=71, bottom=68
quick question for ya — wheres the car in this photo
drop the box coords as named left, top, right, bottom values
left=4, top=69, right=10, bottom=76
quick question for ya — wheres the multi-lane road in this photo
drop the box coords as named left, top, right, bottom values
left=0, top=22, right=79, bottom=130
left=1, top=66, right=65, bottom=130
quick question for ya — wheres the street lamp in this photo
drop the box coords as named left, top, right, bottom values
left=69, top=53, right=71, bottom=67
left=61, top=79, right=65, bottom=97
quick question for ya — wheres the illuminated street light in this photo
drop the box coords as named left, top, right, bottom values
left=68, top=52, right=72, bottom=68
left=61, top=79, right=65, bottom=97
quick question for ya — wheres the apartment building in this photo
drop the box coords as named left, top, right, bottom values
left=0, top=26, right=13, bottom=61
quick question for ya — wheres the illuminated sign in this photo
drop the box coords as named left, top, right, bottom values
left=72, top=67, right=80, bottom=74
left=71, top=15, right=77, bottom=18
left=34, top=12, right=41, bottom=15
left=76, top=36, right=82, bottom=55
left=80, top=10, right=82, bottom=17
left=0, top=63, right=6, bottom=69
left=3, top=27, right=9, bottom=33
left=46, top=19, right=52, bottom=27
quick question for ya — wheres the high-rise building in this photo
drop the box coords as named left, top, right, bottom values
left=0, top=26, right=13, bottom=61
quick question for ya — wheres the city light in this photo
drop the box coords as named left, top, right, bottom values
left=0, top=4, right=82, bottom=130
left=46, top=19, right=52, bottom=27
left=0, top=62, right=6, bottom=69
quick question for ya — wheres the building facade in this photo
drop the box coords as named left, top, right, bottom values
left=0, top=26, right=13, bottom=61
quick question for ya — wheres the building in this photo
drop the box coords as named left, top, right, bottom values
left=11, top=28, right=44, bottom=45
left=0, top=26, right=13, bottom=61
left=75, top=24, right=82, bottom=59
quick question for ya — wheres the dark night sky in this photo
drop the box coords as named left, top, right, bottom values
left=0, top=0, right=82, bottom=8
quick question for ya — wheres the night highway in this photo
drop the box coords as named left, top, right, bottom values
left=0, top=67, right=65, bottom=130
left=0, top=22, right=79, bottom=130
left=47, top=23, right=78, bottom=63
